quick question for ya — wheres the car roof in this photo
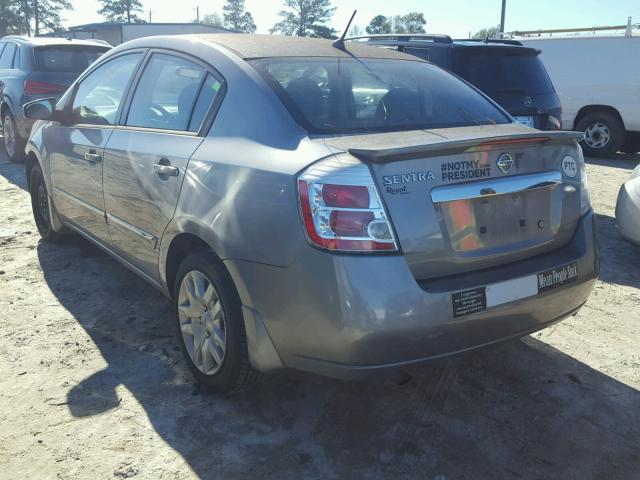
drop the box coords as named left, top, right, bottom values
left=188, top=33, right=425, bottom=61
left=0, top=35, right=111, bottom=48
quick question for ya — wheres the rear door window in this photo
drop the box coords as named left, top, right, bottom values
left=453, top=48, right=554, bottom=96
left=126, top=53, right=211, bottom=132
left=34, top=46, right=108, bottom=73
left=0, top=43, right=17, bottom=69
left=188, top=73, right=223, bottom=132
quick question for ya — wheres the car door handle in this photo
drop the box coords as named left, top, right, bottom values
left=153, top=163, right=179, bottom=177
left=84, top=152, right=102, bottom=163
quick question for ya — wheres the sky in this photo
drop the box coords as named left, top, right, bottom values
left=63, top=0, right=640, bottom=38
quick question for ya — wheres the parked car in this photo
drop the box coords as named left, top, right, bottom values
left=616, top=164, right=640, bottom=244
left=0, top=36, right=110, bottom=162
left=24, top=34, right=597, bottom=393
left=520, top=35, right=640, bottom=157
left=346, top=35, right=562, bottom=132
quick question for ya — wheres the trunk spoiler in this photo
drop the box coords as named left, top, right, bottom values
left=349, top=131, right=585, bottom=164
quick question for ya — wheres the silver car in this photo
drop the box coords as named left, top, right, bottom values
left=616, top=164, right=640, bottom=245
left=24, top=34, right=598, bottom=393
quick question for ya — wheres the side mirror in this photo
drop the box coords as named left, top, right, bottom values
left=23, top=98, right=57, bottom=121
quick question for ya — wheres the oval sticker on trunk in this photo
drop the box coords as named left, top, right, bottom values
left=562, top=156, right=578, bottom=178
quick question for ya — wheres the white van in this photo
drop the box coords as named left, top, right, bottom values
left=520, top=36, right=640, bottom=156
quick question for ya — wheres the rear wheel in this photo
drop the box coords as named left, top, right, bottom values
left=575, top=111, right=625, bottom=158
left=2, top=111, right=25, bottom=163
left=174, top=249, right=260, bottom=394
left=29, top=164, right=66, bottom=243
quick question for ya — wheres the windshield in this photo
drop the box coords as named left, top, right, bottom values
left=250, top=57, right=510, bottom=134
left=34, top=46, right=109, bottom=73
left=453, top=48, right=554, bottom=96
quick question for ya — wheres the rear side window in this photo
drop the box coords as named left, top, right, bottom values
left=188, top=74, right=223, bottom=132
left=453, top=48, right=554, bottom=96
left=71, top=53, right=142, bottom=126
left=126, top=53, right=216, bottom=132
left=0, top=43, right=17, bottom=69
left=34, top=46, right=108, bottom=73
left=250, top=57, right=510, bottom=134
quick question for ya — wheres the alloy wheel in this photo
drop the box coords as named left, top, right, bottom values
left=3, top=115, right=16, bottom=158
left=177, top=270, right=227, bottom=375
left=584, top=122, right=611, bottom=149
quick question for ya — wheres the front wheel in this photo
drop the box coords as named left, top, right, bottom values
left=576, top=111, right=625, bottom=158
left=174, top=249, right=260, bottom=394
left=29, top=164, right=66, bottom=243
left=3, top=112, right=25, bottom=163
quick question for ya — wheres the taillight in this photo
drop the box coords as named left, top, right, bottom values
left=24, top=80, right=66, bottom=95
left=297, top=155, right=398, bottom=252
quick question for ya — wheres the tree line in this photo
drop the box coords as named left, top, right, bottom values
left=1, top=0, right=433, bottom=40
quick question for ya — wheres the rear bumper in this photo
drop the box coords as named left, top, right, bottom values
left=226, top=210, right=598, bottom=380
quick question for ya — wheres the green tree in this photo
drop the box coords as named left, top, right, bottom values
left=222, top=0, right=256, bottom=33
left=98, top=0, right=145, bottom=23
left=472, top=26, right=499, bottom=39
left=392, top=12, right=426, bottom=34
left=347, top=24, right=363, bottom=37
left=19, top=0, right=73, bottom=36
left=270, top=0, right=336, bottom=38
left=201, top=12, right=224, bottom=28
left=366, top=15, right=391, bottom=34
left=0, top=0, right=23, bottom=37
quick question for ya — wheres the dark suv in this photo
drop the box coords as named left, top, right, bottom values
left=0, top=36, right=110, bottom=162
left=346, top=35, right=562, bottom=132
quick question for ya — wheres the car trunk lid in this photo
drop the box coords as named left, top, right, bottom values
left=317, top=124, right=584, bottom=280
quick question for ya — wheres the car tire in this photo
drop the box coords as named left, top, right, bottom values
left=29, top=164, right=67, bottom=243
left=575, top=111, right=626, bottom=158
left=2, top=111, right=25, bottom=163
left=173, top=248, right=260, bottom=394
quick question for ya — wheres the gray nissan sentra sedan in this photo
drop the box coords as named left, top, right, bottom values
left=23, top=34, right=598, bottom=393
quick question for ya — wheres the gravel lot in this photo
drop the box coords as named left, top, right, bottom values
left=1, top=146, right=639, bottom=479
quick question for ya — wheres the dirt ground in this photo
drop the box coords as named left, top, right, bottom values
left=1, top=145, right=639, bottom=480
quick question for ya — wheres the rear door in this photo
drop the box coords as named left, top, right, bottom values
left=103, top=51, right=224, bottom=278
left=0, top=42, right=18, bottom=108
left=48, top=52, right=143, bottom=242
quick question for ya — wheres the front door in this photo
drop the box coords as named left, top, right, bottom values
left=49, top=52, right=143, bottom=242
left=103, top=52, right=223, bottom=278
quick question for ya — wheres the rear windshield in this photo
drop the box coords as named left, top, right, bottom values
left=34, top=46, right=109, bottom=73
left=250, top=57, right=510, bottom=134
left=453, top=48, right=554, bottom=96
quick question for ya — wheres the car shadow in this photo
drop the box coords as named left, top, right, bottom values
left=595, top=213, right=640, bottom=289
left=585, top=153, right=639, bottom=170
left=36, top=237, right=640, bottom=479
left=0, top=153, right=27, bottom=191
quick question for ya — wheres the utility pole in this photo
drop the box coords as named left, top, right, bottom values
left=196, top=6, right=200, bottom=23
left=499, top=0, right=507, bottom=38
left=149, top=10, right=152, bottom=23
